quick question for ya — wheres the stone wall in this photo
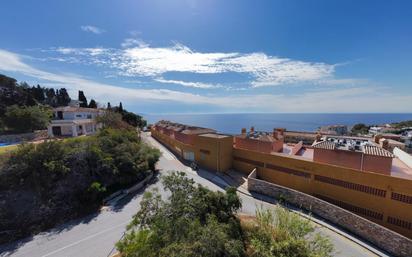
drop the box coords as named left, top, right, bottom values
left=247, top=168, right=412, bottom=257
left=0, top=130, right=48, bottom=143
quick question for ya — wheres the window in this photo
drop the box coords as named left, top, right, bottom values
left=233, top=156, right=264, bottom=167
left=76, top=114, right=82, bottom=118
left=266, top=163, right=311, bottom=179
left=316, top=194, right=383, bottom=220
left=87, top=114, right=92, bottom=119
left=314, top=175, right=386, bottom=197
left=391, top=192, right=412, bottom=204
left=199, top=149, right=210, bottom=155
left=387, top=216, right=412, bottom=230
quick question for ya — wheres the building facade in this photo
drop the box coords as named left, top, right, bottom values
left=47, top=106, right=103, bottom=137
left=151, top=120, right=412, bottom=239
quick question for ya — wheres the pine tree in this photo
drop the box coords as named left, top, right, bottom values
left=78, top=90, right=88, bottom=107
left=107, top=102, right=111, bottom=110
left=88, top=99, right=97, bottom=108
left=45, top=88, right=57, bottom=107
left=119, top=102, right=124, bottom=112
left=57, top=88, right=71, bottom=106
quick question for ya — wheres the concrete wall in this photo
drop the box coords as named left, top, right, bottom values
left=233, top=147, right=412, bottom=239
left=0, top=130, right=47, bottom=143
left=362, top=154, right=392, bottom=175
left=61, top=126, right=73, bottom=136
left=151, top=128, right=233, bottom=172
left=313, top=148, right=392, bottom=174
left=247, top=169, right=412, bottom=257
left=313, top=148, right=362, bottom=170
left=394, top=147, right=412, bottom=168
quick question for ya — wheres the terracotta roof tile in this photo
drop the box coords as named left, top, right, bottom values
left=312, top=141, right=336, bottom=150
left=363, top=145, right=394, bottom=158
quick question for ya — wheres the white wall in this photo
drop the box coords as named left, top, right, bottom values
left=394, top=147, right=412, bottom=168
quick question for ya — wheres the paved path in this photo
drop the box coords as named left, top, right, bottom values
left=0, top=133, right=385, bottom=257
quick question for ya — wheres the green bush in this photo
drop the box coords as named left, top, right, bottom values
left=117, top=172, right=245, bottom=257
left=2, top=105, right=51, bottom=133
left=244, top=207, right=333, bottom=257
left=0, top=128, right=160, bottom=244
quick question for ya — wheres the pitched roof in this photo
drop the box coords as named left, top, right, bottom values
left=363, top=145, right=395, bottom=158
left=312, top=141, right=336, bottom=150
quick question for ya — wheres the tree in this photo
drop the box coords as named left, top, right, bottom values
left=2, top=105, right=52, bottom=133
left=56, top=88, right=71, bottom=106
left=351, top=123, right=369, bottom=135
left=32, top=85, right=45, bottom=102
left=88, top=99, right=97, bottom=108
left=78, top=90, right=88, bottom=107
left=122, top=111, right=147, bottom=129
left=117, top=172, right=245, bottom=257
left=45, top=88, right=57, bottom=106
left=118, top=102, right=124, bottom=112
left=96, top=111, right=132, bottom=130
left=107, top=102, right=111, bottom=110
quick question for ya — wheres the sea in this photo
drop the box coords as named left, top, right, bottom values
left=144, top=113, right=412, bottom=135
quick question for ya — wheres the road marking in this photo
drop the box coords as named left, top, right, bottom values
left=40, top=221, right=130, bottom=257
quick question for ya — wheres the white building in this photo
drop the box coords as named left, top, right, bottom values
left=47, top=106, right=103, bottom=137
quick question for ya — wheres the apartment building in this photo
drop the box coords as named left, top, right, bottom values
left=151, top=120, right=412, bottom=239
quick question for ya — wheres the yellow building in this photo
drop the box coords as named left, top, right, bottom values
left=152, top=121, right=233, bottom=172
left=151, top=120, right=412, bottom=239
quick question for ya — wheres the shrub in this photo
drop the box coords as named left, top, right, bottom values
left=2, top=105, right=51, bottom=133
left=0, top=128, right=160, bottom=244
left=117, top=172, right=245, bottom=257
left=244, top=207, right=333, bottom=257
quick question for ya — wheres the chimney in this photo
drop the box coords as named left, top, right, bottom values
left=380, top=138, right=389, bottom=150
left=273, top=129, right=279, bottom=139
left=250, top=126, right=255, bottom=133
left=374, top=134, right=382, bottom=144
left=241, top=128, right=247, bottom=135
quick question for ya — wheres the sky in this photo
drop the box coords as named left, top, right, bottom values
left=0, top=0, right=411, bottom=114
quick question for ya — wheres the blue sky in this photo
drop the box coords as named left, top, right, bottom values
left=0, top=0, right=411, bottom=113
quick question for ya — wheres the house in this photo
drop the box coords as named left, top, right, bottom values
left=47, top=106, right=103, bottom=137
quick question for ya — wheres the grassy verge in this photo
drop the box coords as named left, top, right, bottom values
left=0, top=144, right=18, bottom=155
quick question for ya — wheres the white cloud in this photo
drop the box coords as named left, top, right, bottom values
left=47, top=42, right=336, bottom=87
left=1, top=49, right=411, bottom=113
left=121, top=38, right=148, bottom=48
left=155, top=78, right=221, bottom=89
left=80, top=25, right=105, bottom=34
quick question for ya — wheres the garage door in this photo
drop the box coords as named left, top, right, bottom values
left=183, top=151, right=195, bottom=161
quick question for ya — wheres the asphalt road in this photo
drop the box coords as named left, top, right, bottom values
left=0, top=133, right=383, bottom=257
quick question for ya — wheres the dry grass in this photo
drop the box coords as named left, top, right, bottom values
left=0, top=144, right=18, bottom=155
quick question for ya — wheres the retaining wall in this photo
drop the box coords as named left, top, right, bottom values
left=0, top=130, right=48, bottom=143
left=247, top=168, right=412, bottom=257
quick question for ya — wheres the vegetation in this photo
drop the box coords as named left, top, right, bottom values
left=350, top=123, right=369, bottom=135
left=0, top=74, right=69, bottom=133
left=243, top=208, right=333, bottom=257
left=117, top=172, right=333, bottom=257
left=0, top=73, right=147, bottom=133
left=391, top=120, right=412, bottom=129
left=2, top=105, right=52, bottom=133
left=111, top=102, right=147, bottom=129
left=0, top=128, right=160, bottom=244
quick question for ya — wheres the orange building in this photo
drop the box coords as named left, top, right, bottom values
left=234, top=127, right=284, bottom=154
left=151, top=120, right=412, bottom=239
left=312, top=136, right=394, bottom=175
